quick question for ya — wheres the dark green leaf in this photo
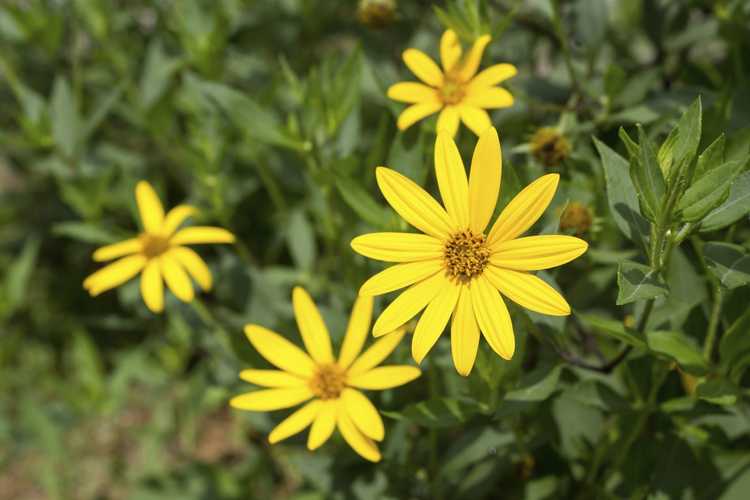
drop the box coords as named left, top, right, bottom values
left=718, top=307, right=750, bottom=379
left=678, top=160, right=745, bottom=222
left=334, top=175, right=393, bottom=228
left=695, top=379, right=739, bottom=406
left=703, top=242, right=750, bottom=289
left=668, top=97, right=702, bottom=180
left=576, top=313, right=647, bottom=349
left=593, top=137, right=649, bottom=247
left=4, top=236, right=40, bottom=313
left=286, top=210, right=316, bottom=271
left=646, top=330, right=707, bottom=375
left=616, top=261, right=668, bottom=305
left=383, top=398, right=484, bottom=429
left=505, top=364, right=563, bottom=402
left=693, top=133, right=725, bottom=181
left=629, top=125, right=666, bottom=221
left=700, top=171, right=750, bottom=232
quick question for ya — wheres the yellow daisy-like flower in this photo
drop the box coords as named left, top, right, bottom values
left=83, top=181, right=235, bottom=313
left=387, top=29, right=517, bottom=137
left=230, top=287, right=420, bottom=462
left=351, top=127, right=588, bottom=375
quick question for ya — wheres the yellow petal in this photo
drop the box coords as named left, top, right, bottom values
left=239, top=369, right=307, bottom=387
left=84, top=254, right=147, bottom=296
left=269, top=400, right=321, bottom=444
left=350, top=232, right=444, bottom=262
left=468, top=127, right=501, bottom=233
left=167, top=246, right=212, bottom=290
left=338, top=295, right=374, bottom=370
left=161, top=205, right=197, bottom=236
left=464, top=86, right=514, bottom=109
left=359, top=260, right=443, bottom=297
left=371, top=271, right=448, bottom=336
left=170, top=226, right=236, bottom=245
left=169, top=226, right=235, bottom=245
left=434, top=131, right=469, bottom=227
left=487, top=174, right=560, bottom=246
left=458, top=105, right=492, bottom=136
left=397, top=101, right=443, bottom=131
left=470, top=63, right=518, bottom=88
left=135, top=181, right=165, bottom=233
left=490, top=235, right=588, bottom=271
left=436, top=106, right=460, bottom=137
left=484, top=266, right=571, bottom=316
left=376, top=167, right=454, bottom=239
left=457, top=34, right=491, bottom=82
left=387, top=82, right=438, bottom=103
left=243, top=325, right=316, bottom=377
left=92, top=238, right=142, bottom=262
left=451, top=286, right=480, bottom=376
left=337, top=409, right=381, bottom=462
left=348, top=328, right=406, bottom=376
left=341, top=388, right=384, bottom=441
left=308, top=400, right=337, bottom=450
left=411, top=283, right=460, bottom=364
left=440, top=29, right=462, bottom=72
left=403, top=48, right=444, bottom=87
left=230, top=387, right=313, bottom=411
left=469, top=275, right=515, bottom=359
left=160, top=254, right=194, bottom=302
left=292, top=287, right=335, bottom=364
left=348, top=366, right=421, bottom=390
left=140, top=260, right=164, bottom=313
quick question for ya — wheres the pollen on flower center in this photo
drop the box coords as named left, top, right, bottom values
left=309, top=364, right=346, bottom=400
left=439, top=76, right=466, bottom=105
left=444, top=230, right=490, bottom=282
left=140, top=234, right=171, bottom=259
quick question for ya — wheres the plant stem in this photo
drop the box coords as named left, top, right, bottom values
left=703, top=285, right=723, bottom=362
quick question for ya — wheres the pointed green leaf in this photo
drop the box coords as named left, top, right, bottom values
left=628, top=125, right=666, bottom=221
left=506, top=365, right=563, bottom=402
left=695, top=379, right=739, bottom=406
left=719, top=308, right=750, bottom=380
left=703, top=242, right=750, bottom=289
left=700, top=171, right=750, bottom=232
left=576, top=313, right=647, bottom=349
left=593, top=137, right=649, bottom=247
left=51, top=76, right=79, bottom=158
left=616, top=261, right=668, bottom=305
left=678, top=159, right=746, bottom=222
left=646, top=330, right=707, bottom=376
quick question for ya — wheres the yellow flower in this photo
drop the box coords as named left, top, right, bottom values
left=387, top=29, right=516, bottom=137
left=351, top=128, right=587, bottom=375
left=230, top=287, right=420, bottom=462
left=83, top=181, right=235, bottom=313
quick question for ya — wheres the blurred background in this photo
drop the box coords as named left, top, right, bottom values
left=1, top=0, right=750, bottom=499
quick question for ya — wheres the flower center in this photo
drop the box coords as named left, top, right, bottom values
left=140, top=233, right=171, bottom=259
left=309, top=364, right=346, bottom=400
left=444, top=230, right=490, bottom=282
left=439, top=75, right=466, bottom=105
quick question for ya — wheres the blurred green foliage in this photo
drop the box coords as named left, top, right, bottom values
left=1, top=0, right=750, bottom=499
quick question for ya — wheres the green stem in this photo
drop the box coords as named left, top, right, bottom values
left=427, top=359, right=442, bottom=500
left=703, top=285, right=723, bottom=362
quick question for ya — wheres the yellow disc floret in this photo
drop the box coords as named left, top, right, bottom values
left=309, top=364, right=347, bottom=400
left=444, top=230, right=490, bottom=282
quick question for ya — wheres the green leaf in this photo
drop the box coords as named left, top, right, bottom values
left=140, top=39, right=183, bottom=109
left=718, top=307, right=750, bottom=379
left=666, top=97, right=702, bottom=181
left=52, top=221, right=120, bottom=244
left=564, top=380, right=630, bottom=412
left=50, top=75, right=79, bottom=158
left=695, top=379, right=738, bottom=406
left=383, top=398, right=484, bottom=429
left=677, top=160, right=745, bottom=222
left=616, top=261, right=668, bottom=305
left=440, top=427, right=513, bottom=475
left=646, top=330, right=707, bottom=375
left=286, top=209, right=316, bottom=271
left=593, top=137, right=649, bottom=247
left=629, top=125, right=666, bottom=221
left=703, top=242, right=750, bottom=289
left=693, top=133, right=724, bottom=181
left=700, top=171, right=750, bottom=232
left=505, top=364, right=563, bottom=402
left=4, top=236, right=41, bottom=313
left=334, top=175, right=393, bottom=228
left=576, top=313, right=647, bottom=349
